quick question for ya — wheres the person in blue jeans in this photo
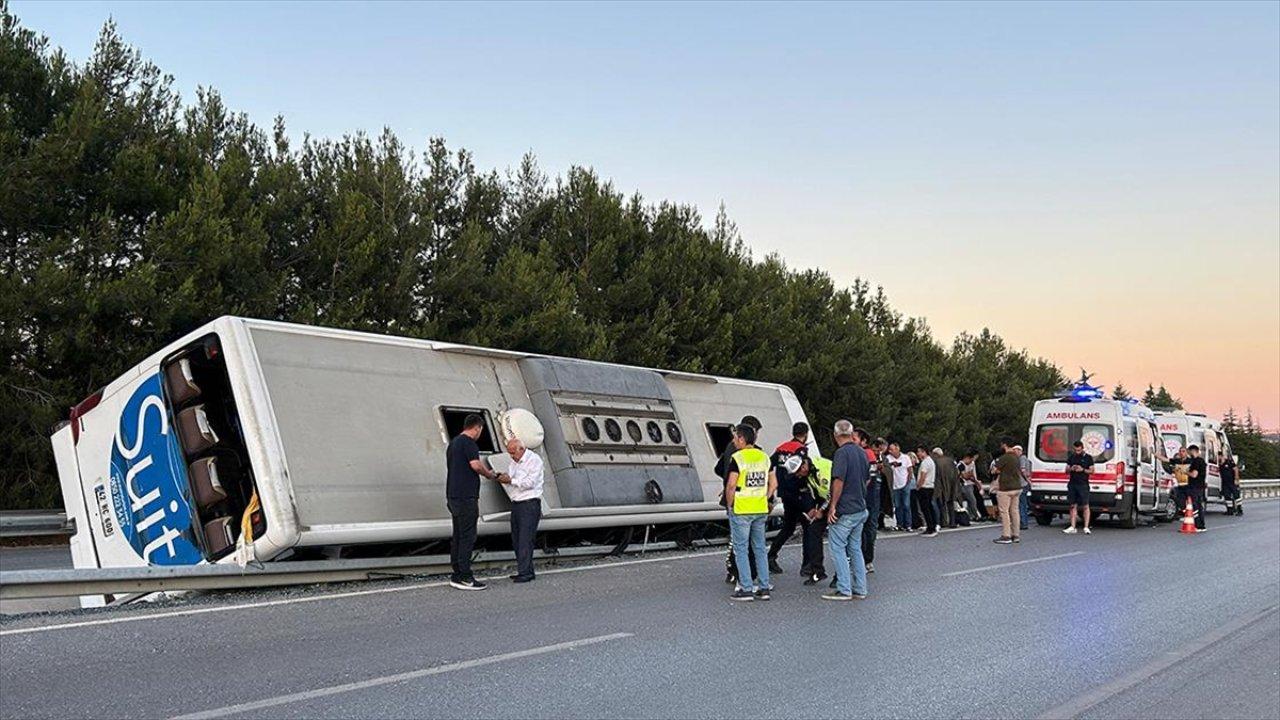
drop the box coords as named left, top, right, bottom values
left=823, top=420, right=870, bottom=601
left=886, top=442, right=914, bottom=531
left=724, top=423, right=777, bottom=601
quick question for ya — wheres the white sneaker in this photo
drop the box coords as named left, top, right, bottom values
left=1082, top=527, right=1091, bottom=535
left=1063, top=526, right=1077, bottom=534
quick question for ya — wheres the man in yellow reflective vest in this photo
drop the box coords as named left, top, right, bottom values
left=724, top=422, right=778, bottom=601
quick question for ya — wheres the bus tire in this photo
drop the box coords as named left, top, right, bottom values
left=1034, top=511, right=1053, bottom=527
left=1119, top=501, right=1137, bottom=529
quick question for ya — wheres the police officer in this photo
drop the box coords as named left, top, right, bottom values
left=1221, top=454, right=1241, bottom=516
left=724, top=423, right=777, bottom=601
left=768, top=422, right=811, bottom=574
left=800, top=455, right=831, bottom=585
left=717, top=415, right=762, bottom=585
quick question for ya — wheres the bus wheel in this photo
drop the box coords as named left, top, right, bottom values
left=1034, top=511, right=1053, bottom=527
left=1119, top=501, right=1138, bottom=529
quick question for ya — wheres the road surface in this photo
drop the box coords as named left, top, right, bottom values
left=2, top=502, right=1277, bottom=719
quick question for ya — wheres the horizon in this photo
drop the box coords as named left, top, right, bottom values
left=12, top=0, right=1280, bottom=427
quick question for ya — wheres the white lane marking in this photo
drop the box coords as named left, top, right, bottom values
left=942, top=551, right=1086, bottom=577
left=1034, top=605, right=1279, bottom=719
left=170, top=632, right=633, bottom=720
left=0, top=551, right=724, bottom=637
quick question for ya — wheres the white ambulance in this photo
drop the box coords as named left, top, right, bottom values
left=1027, top=385, right=1178, bottom=528
left=1154, top=411, right=1233, bottom=507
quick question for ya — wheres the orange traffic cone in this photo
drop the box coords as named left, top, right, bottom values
left=1179, top=498, right=1197, bottom=535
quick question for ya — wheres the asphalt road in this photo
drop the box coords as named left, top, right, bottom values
left=0, top=545, right=71, bottom=572
left=2, top=502, right=1277, bottom=720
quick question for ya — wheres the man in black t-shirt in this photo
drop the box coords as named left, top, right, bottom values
left=1063, top=441, right=1094, bottom=535
left=1187, top=445, right=1208, bottom=531
left=445, top=414, right=506, bottom=590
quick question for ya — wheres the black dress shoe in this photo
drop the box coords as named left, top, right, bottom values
left=511, top=574, right=535, bottom=583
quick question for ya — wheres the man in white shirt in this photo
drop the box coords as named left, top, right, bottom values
left=887, top=443, right=915, bottom=531
left=914, top=446, right=939, bottom=537
left=499, top=438, right=544, bottom=583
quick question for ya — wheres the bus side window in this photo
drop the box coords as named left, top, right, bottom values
left=440, top=407, right=498, bottom=453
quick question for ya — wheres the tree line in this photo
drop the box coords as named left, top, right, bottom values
left=7, top=11, right=1265, bottom=509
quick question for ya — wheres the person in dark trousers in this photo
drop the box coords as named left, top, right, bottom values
left=858, top=430, right=881, bottom=573
left=1063, top=440, right=1094, bottom=534
left=874, top=438, right=894, bottom=530
left=717, top=415, right=762, bottom=584
left=933, top=448, right=961, bottom=529
left=500, top=437, right=544, bottom=582
left=445, top=414, right=506, bottom=590
left=1167, top=446, right=1192, bottom=512
left=913, top=446, right=939, bottom=537
left=800, top=454, right=830, bottom=585
left=1220, top=454, right=1241, bottom=515
left=1187, top=445, right=1208, bottom=532
left=768, top=422, right=812, bottom=574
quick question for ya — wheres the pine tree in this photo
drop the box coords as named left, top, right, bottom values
left=1112, top=383, right=1132, bottom=401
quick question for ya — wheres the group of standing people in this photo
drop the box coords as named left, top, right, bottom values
left=718, top=417, right=875, bottom=601
left=716, top=413, right=1049, bottom=603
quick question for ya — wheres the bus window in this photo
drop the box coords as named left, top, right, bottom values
left=705, top=423, right=736, bottom=458
left=1036, top=425, right=1070, bottom=462
left=440, top=407, right=498, bottom=453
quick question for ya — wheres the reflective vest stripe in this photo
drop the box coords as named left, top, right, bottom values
left=732, top=447, right=771, bottom=515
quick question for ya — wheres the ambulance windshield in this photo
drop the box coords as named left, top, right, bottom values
left=1036, top=423, right=1115, bottom=463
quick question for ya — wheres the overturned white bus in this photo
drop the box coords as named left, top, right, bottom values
left=51, top=317, right=814, bottom=600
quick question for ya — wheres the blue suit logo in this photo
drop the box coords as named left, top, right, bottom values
left=108, top=374, right=203, bottom=565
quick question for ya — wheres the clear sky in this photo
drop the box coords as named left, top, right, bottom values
left=15, top=1, right=1280, bottom=427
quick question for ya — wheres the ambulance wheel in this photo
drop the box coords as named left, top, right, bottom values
left=1034, top=511, right=1053, bottom=527
left=1119, top=502, right=1137, bottom=529
left=1156, top=497, right=1177, bottom=523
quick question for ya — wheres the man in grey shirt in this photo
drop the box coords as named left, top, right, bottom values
left=823, top=420, right=870, bottom=601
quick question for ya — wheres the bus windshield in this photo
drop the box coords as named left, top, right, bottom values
left=1036, top=423, right=1116, bottom=463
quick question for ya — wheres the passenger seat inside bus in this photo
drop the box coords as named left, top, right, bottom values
left=189, top=456, right=227, bottom=509
left=176, top=405, right=220, bottom=456
left=202, top=517, right=234, bottom=556
left=164, top=358, right=201, bottom=406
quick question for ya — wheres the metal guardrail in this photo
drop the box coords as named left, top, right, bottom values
left=0, top=539, right=728, bottom=601
left=1240, top=478, right=1280, bottom=498
left=0, top=511, right=72, bottom=538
